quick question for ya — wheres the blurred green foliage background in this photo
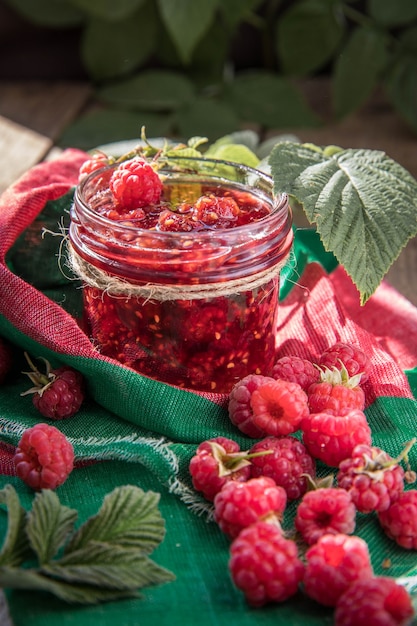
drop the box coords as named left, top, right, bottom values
left=1, top=0, right=417, bottom=148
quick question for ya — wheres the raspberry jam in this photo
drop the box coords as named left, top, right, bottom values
left=70, top=157, right=293, bottom=393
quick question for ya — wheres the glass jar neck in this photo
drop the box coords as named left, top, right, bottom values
left=69, top=158, right=293, bottom=287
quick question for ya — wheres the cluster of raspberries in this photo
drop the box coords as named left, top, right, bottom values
left=0, top=339, right=84, bottom=492
left=189, top=342, right=417, bottom=624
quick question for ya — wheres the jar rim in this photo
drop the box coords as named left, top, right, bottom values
left=75, top=155, right=289, bottom=240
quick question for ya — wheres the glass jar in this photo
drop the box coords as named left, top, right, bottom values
left=69, top=157, right=293, bottom=393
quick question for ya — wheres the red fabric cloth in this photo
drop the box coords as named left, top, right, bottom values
left=275, top=262, right=417, bottom=405
left=0, top=149, right=110, bottom=358
left=330, top=266, right=417, bottom=372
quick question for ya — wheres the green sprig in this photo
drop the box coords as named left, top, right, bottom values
left=0, top=485, right=175, bottom=604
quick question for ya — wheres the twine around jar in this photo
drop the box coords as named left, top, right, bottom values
left=67, top=243, right=291, bottom=302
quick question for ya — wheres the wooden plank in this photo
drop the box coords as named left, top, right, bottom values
left=0, top=81, right=92, bottom=140
left=0, top=114, right=52, bottom=193
left=0, top=82, right=92, bottom=194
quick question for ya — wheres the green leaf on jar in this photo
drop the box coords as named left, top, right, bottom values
left=207, top=130, right=260, bottom=154
left=157, top=0, right=221, bottom=64
left=269, top=142, right=417, bottom=304
left=98, top=70, right=196, bottom=111
left=204, top=142, right=260, bottom=168
left=332, top=26, right=388, bottom=120
left=224, top=71, right=320, bottom=128
left=275, top=0, right=344, bottom=76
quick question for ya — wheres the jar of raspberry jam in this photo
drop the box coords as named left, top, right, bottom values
left=69, top=157, right=293, bottom=393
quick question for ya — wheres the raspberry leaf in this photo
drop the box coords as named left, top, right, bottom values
left=0, top=485, right=32, bottom=567
left=204, top=142, right=260, bottom=168
left=0, top=566, right=139, bottom=604
left=65, top=485, right=165, bottom=554
left=26, top=490, right=78, bottom=565
left=269, top=142, right=417, bottom=304
left=166, top=147, right=204, bottom=161
left=0, top=485, right=174, bottom=604
left=43, top=544, right=174, bottom=590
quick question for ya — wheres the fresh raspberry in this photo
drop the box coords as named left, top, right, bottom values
left=229, top=521, right=304, bottom=607
left=0, top=337, right=14, bottom=384
left=213, top=476, right=287, bottom=539
left=301, top=409, right=372, bottom=467
left=337, top=444, right=406, bottom=513
left=22, top=353, right=85, bottom=420
left=249, top=436, right=316, bottom=500
left=378, top=489, right=417, bottom=549
left=228, top=374, right=274, bottom=438
left=249, top=379, right=310, bottom=437
left=319, top=341, right=371, bottom=384
left=109, top=157, right=162, bottom=210
left=272, top=355, right=320, bottom=391
left=303, top=533, right=373, bottom=607
left=193, top=194, right=240, bottom=228
left=307, top=366, right=365, bottom=415
left=335, top=576, right=414, bottom=626
left=78, top=152, right=110, bottom=182
left=295, top=487, right=356, bottom=545
left=13, top=423, right=74, bottom=490
left=189, top=437, right=251, bottom=501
